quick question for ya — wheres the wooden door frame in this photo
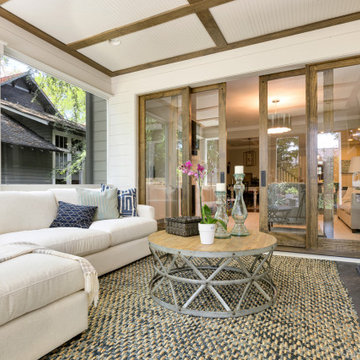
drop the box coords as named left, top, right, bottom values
left=138, top=82, right=227, bottom=216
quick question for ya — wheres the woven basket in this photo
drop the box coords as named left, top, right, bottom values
left=165, top=216, right=202, bottom=237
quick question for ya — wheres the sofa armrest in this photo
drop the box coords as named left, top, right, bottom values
left=137, top=204, right=156, bottom=220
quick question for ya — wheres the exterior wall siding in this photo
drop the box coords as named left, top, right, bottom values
left=1, top=143, right=53, bottom=184
left=93, top=95, right=107, bottom=184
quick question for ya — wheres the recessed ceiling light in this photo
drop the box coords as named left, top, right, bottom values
left=348, top=138, right=354, bottom=142
left=108, top=38, right=121, bottom=46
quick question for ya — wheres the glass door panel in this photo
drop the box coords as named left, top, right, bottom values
left=144, top=94, right=184, bottom=222
left=266, top=75, right=307, bottom=243
left=317, top=65, right=360, bottom=241
left=190, top=87, right=226, bottom=216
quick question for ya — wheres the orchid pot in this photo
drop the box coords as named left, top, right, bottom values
left=178, top=161, right=227, bottom=244
left=198, top=223, right=216, bottom=244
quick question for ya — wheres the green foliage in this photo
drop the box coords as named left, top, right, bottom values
left=285, top=186, right=298, bottom=195
left=31, top=71, right=87, bottom=177
left=276, top=137, right=299, bottom=179
left=33, top=71, right=86, bottom=124
left=58, top=148, right=86, bottom=178
left=200, top=204, right=227, bottom=230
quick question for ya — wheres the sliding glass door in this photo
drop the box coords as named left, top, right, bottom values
left=190, top=84, right=226, bottom=216
left=139, top=84, right=226, bottom=224
left=260, top=58, right=360, bottom=257
left=259, top=71, right=307, bottom=247
left=139, top=88, right=190, bottom=224
left=316, top=64, right=360, bottom=244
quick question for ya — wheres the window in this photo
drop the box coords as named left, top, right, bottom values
left=0, top=55, right=107, bottom=185
left=54, top=133, right=84, bottom=184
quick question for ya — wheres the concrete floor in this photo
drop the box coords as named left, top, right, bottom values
left=337, top=262, right=360, bottom=317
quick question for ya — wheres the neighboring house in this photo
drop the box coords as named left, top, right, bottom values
left=0, top=71, right=86, bottom=184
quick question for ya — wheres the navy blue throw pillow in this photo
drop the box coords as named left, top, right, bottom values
left=50, top=201, right=97, bottom=229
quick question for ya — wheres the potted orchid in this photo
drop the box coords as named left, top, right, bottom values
left=179, top=161, right=226, bottom=244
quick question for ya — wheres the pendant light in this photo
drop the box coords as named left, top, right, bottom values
left=267, top=99, right=292, bottom=134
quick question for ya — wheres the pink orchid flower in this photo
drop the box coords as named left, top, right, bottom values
left=185, top=161, right=192, bottom=169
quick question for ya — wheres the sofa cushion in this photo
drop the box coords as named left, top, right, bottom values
left=0, top=228, right=111, bottom=257
left=49, top=188, right=78, bottom=205
left=0, top=253, right=84, bottom=326
left=50, top=201, right=98, bottom=229
left=0, top=191, right=57, bottom=235
left=90, top=217, right=157, bottom=246
left=77, top=188, right=119, bottom=221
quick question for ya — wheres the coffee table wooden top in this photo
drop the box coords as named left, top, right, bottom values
left=149, top=230, right=277, bottom=256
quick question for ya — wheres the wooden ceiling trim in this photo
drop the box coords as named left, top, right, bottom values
left=68, top=0, right=234, bottom=50
left=112, top=11, right=360, bottom=76
left=188, top=0, right=227, bottom=47
left=0, top=8, right=113, bottom=76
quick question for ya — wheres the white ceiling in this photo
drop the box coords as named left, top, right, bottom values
left=2, top=0, right=188, bottom=43
left=211, top=0, right=360, bottom=43
left=2, top=0, right=360, bottom=74
left=79, top=15, right=215, bottom=71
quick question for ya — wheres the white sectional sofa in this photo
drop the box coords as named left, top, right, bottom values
left=0, top=189, right=157, bottom=360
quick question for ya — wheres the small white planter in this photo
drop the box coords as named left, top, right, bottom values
left=198, top=223, right=216, bottom=245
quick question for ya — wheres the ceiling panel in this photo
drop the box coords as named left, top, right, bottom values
left=2, top=0, right=188, bottom=43
left=210, top=0, right=360, bottom=43
left=78, top=15, right=216, bottom=71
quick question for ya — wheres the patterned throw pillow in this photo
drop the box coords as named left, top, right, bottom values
left=76, top=188, right=119, bottom=221
left=101, top=185, right=137, bottom=217
left=50, top=201, right=97, bottom=229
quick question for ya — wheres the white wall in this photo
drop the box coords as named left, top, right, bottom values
left=93, top=95, right=107, bottom=184
left=0, top=17, right=112, bottom=98
left=108, top=20, right=360, bottom=189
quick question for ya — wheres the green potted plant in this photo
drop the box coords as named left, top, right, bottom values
left=179, top=161, right=226, bottom=244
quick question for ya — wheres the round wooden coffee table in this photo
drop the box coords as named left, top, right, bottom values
left=148, top=230, right=277, bottom=318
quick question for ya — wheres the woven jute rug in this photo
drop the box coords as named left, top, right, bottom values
left=43, top=256, right=360, bottom=360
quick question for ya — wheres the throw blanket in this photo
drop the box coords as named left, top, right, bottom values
left=0, top=243, right=99, bottom=306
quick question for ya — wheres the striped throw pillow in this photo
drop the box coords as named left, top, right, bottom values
left=76, top=188, right=119, bottom=221
left=101, top=185, right=137, bottom=217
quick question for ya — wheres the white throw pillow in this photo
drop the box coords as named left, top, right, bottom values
left=76, top=188, right=119, bottom=221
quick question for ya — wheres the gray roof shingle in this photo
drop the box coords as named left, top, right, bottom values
left=1, top=113, right=62, bottom=152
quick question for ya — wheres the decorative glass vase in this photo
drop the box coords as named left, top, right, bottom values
left=214, top=191, right=230, bottom=238
left=231, top=173, right=249, bottom=236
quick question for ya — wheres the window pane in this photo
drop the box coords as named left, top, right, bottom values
left=267, top=75, right=307, bottom=236
left=317, top=65, right=360, bottom=241
left=1, top=56, right=106, bottom=184
left=145, top=95, right=184, bottom=221
left=191, top=89, right=220, bottom=216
